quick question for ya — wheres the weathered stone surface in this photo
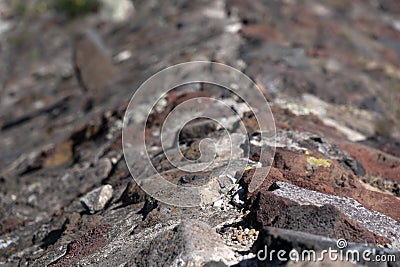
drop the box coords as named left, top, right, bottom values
left=119, top=181, right=147, bottom=205
left=133, top=220, right=236, bottom=266
left=247, top=190, right=390, bottom=247
left=2, top=0, right=400, bottom=265
left=73, top=30, right=118, bottom=101
left=80, top=185, right=114, bottom=214
left=340, top=142, right=400, bottom=183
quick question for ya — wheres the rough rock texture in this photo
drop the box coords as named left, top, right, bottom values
left=1, top=0, right=400, bottom=266
left=248, top=191, right=390, bottom=246
left=243, top=141, right=400, bottom=223
left=133, top=220, right=236, bottom=267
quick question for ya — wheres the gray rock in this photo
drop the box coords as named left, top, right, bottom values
left=80, top=184, right=114, bottom=214
left=135, top=220, right=236, bottom=266
left=73, top=30, right=118, bottom=99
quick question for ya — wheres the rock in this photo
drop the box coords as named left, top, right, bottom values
left=119, top=181, right=147, bottom=205
left=179, top=119, right=219, bottom=144
left=113, top=50, right=132, bottom=64
left=43, top=141, right=73, bottom=168
left=134, top=220, right=236, bottom=266
left=99, top=0, right=134, bottom=23
left=73, top=30, right=118, bottom=101
left=248, top=191, right=295, bottom=227
left=340, top=142, right=400, bottom=184
left=179, top=174, right=211, bottom=186
left=244, top=143, right=400, bottom=223
left=48, top=224, right=109, bottom=267
left=4, top=0, right=400, bottom=266
left=272, top=204, right=380, bottom=245
left=80, top=185, right=114, bottom=214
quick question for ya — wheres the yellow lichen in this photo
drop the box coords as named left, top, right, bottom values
left=307, top=156, right=331, bottom=168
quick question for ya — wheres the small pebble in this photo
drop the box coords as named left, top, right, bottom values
left=213, top=199, right=224, bottom=208
left=80, top=184, right=113, bottom=214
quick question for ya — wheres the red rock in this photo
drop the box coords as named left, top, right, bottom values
left=340, top=142, right=400, bottom=183
left=49, top=224, right=109, bottom=267
left=245, top=147, right=400, bottom=222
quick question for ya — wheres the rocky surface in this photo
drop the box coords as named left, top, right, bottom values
left=132, top=220, right=236, bottom=266
left=1, top=0, right=400, bottom=266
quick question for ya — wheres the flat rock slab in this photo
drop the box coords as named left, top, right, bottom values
left=73, top=30, right=118, bottom=98
left=271, top=181, right=400, bottom=248
left=134, top=219, right=236, bottom=266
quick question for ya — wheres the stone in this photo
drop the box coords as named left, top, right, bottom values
left=134, top=220, right=236, bottom=266
left=271, top=182, right=399, bottom=247
left=202, top=261, right=228, bottom=267
left=213, top=199, right=224, bottom=208
left=80, top=185, right=114, bottom=214
left=73, top=30, right=118, bottom=100
left=231, top=188, right=246, bottom=207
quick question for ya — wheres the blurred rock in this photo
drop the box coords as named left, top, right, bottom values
left=99, top=0, right=134, bottom=23
left=73, top=29, right=118, bottom=101
left=2, top=0, right=400, bottom=265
